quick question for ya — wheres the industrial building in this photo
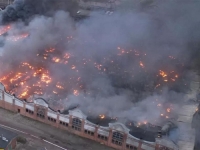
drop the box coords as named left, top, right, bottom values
left=0, top=82, right=184, bottom=150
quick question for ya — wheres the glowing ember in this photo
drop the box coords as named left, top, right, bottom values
left=159, top=70, right=167, bottom=78
left=0, top=25, right=11, bottom=35
left=73, top=90, right=79, bottom=96
left=157, top=103, right=162, bottom=107
left=71, top=65, right=76, bottom=70
left=139, top=61, right=144, bottom=68
left=99, top=114, right=105, bottom=119
left=52, top=57, right=60, bottom=63
left=143, top=121, right=147, bottom=124
left=63, top=53, right=70, bottom=59
left=56, top=83, right=64, bottom=89
left=19, top=89, right=29, bottom=98
left=53, top=91, right=58, bottom=94
left=7, top=33, right=29, bottom=41
left=0, top=30, right=184, bottom=119
left=45, top=48, right=55, bottom=53
left=41, top=73, right=52, bottom=84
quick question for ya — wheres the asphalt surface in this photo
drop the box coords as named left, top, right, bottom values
left=0, top=108, right=114, bottom=150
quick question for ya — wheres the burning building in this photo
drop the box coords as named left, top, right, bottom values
left=0, top=82, right=179, bottom=150
left=0, top=0, right=199, bottom=150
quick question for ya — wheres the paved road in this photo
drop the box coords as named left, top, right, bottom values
left=0, top=123, right=67, bottom=150
left=0, top=108, right=114, bottom=150
left=0, top=116, right=68, bottom=150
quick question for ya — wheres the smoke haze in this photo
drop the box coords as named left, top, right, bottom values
left=0, top=0, right=199, bottom=124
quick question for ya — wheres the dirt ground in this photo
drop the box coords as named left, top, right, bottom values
left=0, top=108, right=114, bottom=150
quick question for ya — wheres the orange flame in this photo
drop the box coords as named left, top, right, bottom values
left=139, top=61, right=144, bottom=68
left=0, top=25, right=11, bottom=35
left=159, top=70, right=167, bottom=78
left=99, top=114, right=105, bottom=119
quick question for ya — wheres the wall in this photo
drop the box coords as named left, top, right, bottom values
left=11, top=137, right=17, bottom=149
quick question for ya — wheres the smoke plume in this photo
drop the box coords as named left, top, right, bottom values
left=0, top=0, right=199, bottom=124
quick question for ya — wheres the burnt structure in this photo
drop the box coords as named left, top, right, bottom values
left=0, top=82, right=179, bottom=150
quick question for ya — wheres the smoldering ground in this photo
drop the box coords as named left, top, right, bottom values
left=0, top=0, right=199, bottom=124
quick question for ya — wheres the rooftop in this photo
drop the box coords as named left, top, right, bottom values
left=127, top=123, right=161, bottom=142
left=61, top=106, right=79, bottom=114
left=87, top=116, right=116, bottom=126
